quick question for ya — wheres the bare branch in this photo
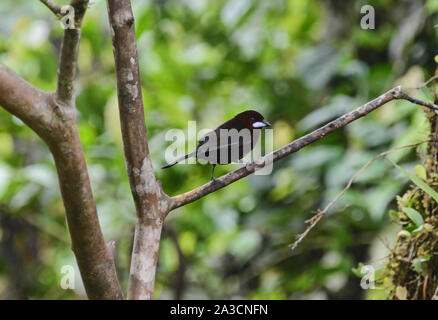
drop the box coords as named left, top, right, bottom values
left=0, top=63, right=123, bottom=299
left=0, top=64, right=53, bottom=137
left=70, top=0, right=90, bottom=23
left=415, top=75, right=438, bottom=90
left=1, top=0, right=124, bottom=299
left=53, top=0, right=125, bottom=300
left=42, top=0, right=125, bottom=299
left=107, top=0, right=169, bottom=300
left=168, top=87, right=438, bottom=211
left=55, top=0, right=89, bottom=104
left=56, top=30, right=80, bottom=104
left=40, top=0, right=62, bottom=16
left=398, top=92, right=438, bottom=111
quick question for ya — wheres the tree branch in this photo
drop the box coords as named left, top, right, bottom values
left=0, top=62, right=123, bottom=299
left=48, top=124, right=124, bottom=299
left=398, top=92, right=438, bottom=111
left=0, top=64, right=53, bottom=138
left=0, top=0, right=127, bottom=300
left=42, top=0, right=124, bottom=300
left=107, top=0, right=169, bottom=300
left=168, top=86, right=438, bottom=211
left=55, top=0, right=89, bottom=104
left=51, top=0, right=124, bottom=300
left=40, top=0, right=62, bottom=16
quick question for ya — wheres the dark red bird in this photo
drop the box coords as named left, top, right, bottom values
left=162, top=110, right=271, bottom=181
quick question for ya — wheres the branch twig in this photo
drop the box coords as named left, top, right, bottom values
left=35, top=0, right=126, bottom=300
left=415, top=75, right=438, bottom=90
left=289, top=139, right=430, bottom=251
left=397, top=92, right=438, bottom=111
left=55, top=0, right=89, bottom=104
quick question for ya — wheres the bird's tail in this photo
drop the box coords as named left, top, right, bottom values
left=161, top=151, right=195, bottom=169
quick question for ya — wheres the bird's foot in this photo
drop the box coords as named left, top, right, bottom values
left=210, top=176, right=218, bottom=183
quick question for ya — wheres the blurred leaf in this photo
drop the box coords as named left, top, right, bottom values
left=414, top=164, right=427, bottom=181
left=299, top=95, right=356, bottom=131
left=228, top=230, right=261, bottom=259
left=390, top=160, right=438, bottom=203
left=402, top=207, right=424, bottom=227
left=0, top=132, right=13, bottom=157
left=179, top=231, right=197, bottom=256
left=296, top=45, right=340, bottom=90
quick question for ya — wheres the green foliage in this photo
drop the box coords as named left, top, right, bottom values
left=390, top=160, right=438, bottom=203
left=402, top=207, right=424, bottom=228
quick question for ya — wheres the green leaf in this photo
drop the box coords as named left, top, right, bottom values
left=389, top=160, right=438, bottom=203
left=402, top=207, right=424, bottom=227
left=414, top=164, right=427, bottom=181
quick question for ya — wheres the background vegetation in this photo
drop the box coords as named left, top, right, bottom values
left=0, top=0, right=437, bottom=299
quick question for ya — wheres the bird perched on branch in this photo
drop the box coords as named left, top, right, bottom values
left=162, top=110, right=271, bottom=181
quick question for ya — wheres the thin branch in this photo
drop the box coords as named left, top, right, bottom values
left=107, top=0, right=168, bottom=300
left=423, top=275, right=429, bottom=300
left=55, top=0, right=89, bottom=104
left=40, top=0, right=62, bottom=16
left=289, top=139, right=430, bottom=251
left=397, top=92, right=438, bottom=111
left=71, top=0, right=90, bottom=22
left=168, top=86, right=438, bottom=211
left=56, top=31, right=80, bottom=103
left=415, top=75, right=438, bottom=90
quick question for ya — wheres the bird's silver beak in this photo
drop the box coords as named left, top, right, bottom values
left=253, top=119, right=271, bottom=128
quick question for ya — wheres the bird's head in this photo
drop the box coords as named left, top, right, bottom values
left=235, top=110, right=271, bottom=130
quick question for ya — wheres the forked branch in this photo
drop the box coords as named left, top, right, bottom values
left=0, top=0, right=127, bottom=300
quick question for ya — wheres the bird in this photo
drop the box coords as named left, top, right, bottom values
left=161, top=110, right=271, bottom=181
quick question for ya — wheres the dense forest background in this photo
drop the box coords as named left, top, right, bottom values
left=0, top=0, right=437, bottom=299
